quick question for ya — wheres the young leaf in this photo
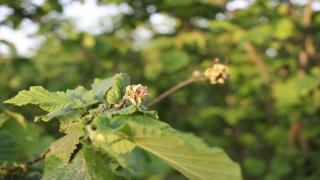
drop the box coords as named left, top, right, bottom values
left=92, top=113, right=174, bottom=155
left=43, top=147, right=126, bottom=180
left=109, top=113, right=176, bottom=135
left=100, top=113, right=172, bottom=154
left=66, top=86, right=99, bottom=106
left=115, top=148, right=169, bottom=178
left=106, top=73, right=130, bottom=105
left=50, top=123, right=84, bottom=162
left=0, top=130, right=18, bottom=164
left=139, top=109, right=159, bottom=119
left=4, top=86, right=84, bottom=111
left=104, top=104, right=138, bottom=118
left=89, top=112, right=176, bottom=157
left=87, top=116, right=134, bottom=171
left=58, top=111, right=83, bottom=134
left=91, top=77, right=114, bottom=101
left=118, top=121, right=242, bottom=180
left=34, top=108, right=79, bottom=122
left=85, top=136, right=133, bottom=173
left=106, top=133, right=136, bottom=154
left=90, top=113, right=177, bottom=156
left=104, top=105, right=158, bottom=119
left=178, top=131, right=212, bottom=150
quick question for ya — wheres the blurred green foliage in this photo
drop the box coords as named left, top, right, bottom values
left=0, top=0, right=320, bottom=179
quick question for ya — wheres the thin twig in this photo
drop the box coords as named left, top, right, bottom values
left=303, top=0, right=317, bottom=65
left=288, top=122, right=300, bottom=148
left=287, top=122, right=309, bottom=151
left=303, top=0, right=313, bottom=27
left=244, top=42, right=269, bottom=81
left=146, top=77, right=196, bottom=108
left=2, top=147, right=51, bottom=171
left=116, top=96, right=128, bottom=110
left=287, top=2, right=312, bottom=151
left=286, top=0, right=296, bottom=18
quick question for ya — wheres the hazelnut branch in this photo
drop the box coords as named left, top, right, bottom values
left=146, top=60, right=229, bottom=108
left=1, top=147, right=51, bottom=171
left=146, top=77, right=197, bottom=108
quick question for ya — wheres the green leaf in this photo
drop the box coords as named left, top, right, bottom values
left=117, top=148, right=172, bottom=178
left=139, top=108, right=159, bottom=119
left=0, top=130, right=18, bottom=164
left=106, top=73, right=130, bottom=105
left=59, top=111, right=83, bottom=133
left=118, top=121, right=242, bottom=180
left=91, top=77, right=114, bottom=101
left=50, top=123, right=84, bottom=162
left=0, top=110, right=10, bottom=128
left=104, top=105, right=138, bottom=118
left=91, top=141, right=133, bottom=173
left=115, top=148, right=145, bottom=177
left=35, top=108, right=78, bottom=122
left=178, top=131, right=211, bottom=150
left=0, top=108, right=39, bottom=158
left=88, top=116, right=135, bottom=170
left=104, top=104, right=158, bottom=119
left=143, top=150, right=173, bottom=175
left=43, top=147, right=126, bottom=180
left=91, top=115, right=115, bottom=134
left=107, top=112, right=176, bottom=135
left=66, top=86, right=99, bottom=106
left=4, top=86, right=84, bottom=111
left=129, top=114, right=176, bottom=134
left=106, top=133, right=136, bottom=154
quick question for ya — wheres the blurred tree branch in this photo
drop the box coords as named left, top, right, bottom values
left=243, top=42, right=269, bottom=81
left=147, top=77, right=197, bottom=108
left=288, top=1, right=313, bottom=152
left=303, top=0, right=313, bottom=27
left=303, top=0, right=317, bottom=65
left=286, top=0, right=296, bottom=19
left=2, top=147, right=51, bottom=171
left=288, top=122, right=309, bottom=152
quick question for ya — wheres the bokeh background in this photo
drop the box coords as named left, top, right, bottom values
left=1, top=0, right=320, bottom=179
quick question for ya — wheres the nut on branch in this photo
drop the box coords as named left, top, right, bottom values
left=204, top=59, right=229, bottom=84
left=124, top=84, right=149, bottom=106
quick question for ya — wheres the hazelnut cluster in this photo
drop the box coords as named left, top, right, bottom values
left=124, top=84, right=149, bottom=105
left=204, top=63, right=229, bottom=84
